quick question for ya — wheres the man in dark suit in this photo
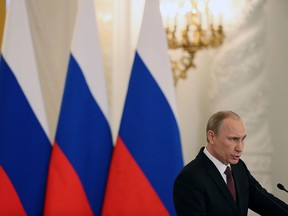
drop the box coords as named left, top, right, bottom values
left=173, top=110, right=288, bottom=216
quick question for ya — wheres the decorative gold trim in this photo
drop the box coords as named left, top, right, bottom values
left=161, top=0, right=225, bottom=85
left=0, top=0, right=6, bottom=51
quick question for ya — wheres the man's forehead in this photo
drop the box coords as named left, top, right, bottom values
left=221, top=117, right=246, bottom=131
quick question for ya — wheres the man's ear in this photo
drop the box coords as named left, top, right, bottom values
left=207, top=130, right=215, bottom=144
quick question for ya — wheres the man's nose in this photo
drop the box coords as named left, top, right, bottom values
left=236, top=140, right=244, bottom=152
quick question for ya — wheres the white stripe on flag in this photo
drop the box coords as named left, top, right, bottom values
left=137, top=0, right=178, bottom=121
left=2, top=0, right=49, bottom=138
left=71, top=0, right=109, bottom=121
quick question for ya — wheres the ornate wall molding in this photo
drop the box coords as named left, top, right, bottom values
left=208, top=1, right=270, bottom=214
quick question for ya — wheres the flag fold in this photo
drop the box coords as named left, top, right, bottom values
left=0, top=1, right=51, bottom=215
left=44, top=0, right=113, bottom=215
left=102, top=0, right=184, bottom=215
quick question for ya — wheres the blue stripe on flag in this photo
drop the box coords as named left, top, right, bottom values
left=56, top=54, right=113, bottom=215
left=119, top=52, right=183, bottom=215
left=0, top=56, right=51, bottom=215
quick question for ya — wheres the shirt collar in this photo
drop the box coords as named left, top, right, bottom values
left=203, top=146, right=230, bottom=175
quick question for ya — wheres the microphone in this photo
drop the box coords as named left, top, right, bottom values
left=277, top=183, right=288, bottom=194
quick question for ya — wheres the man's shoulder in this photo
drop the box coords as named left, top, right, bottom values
left=231, top=158, right=251, bottom=179
left=176, top=155, right=207, bottom=180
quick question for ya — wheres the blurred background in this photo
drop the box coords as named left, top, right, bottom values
left=1, top=0, right=288, bottom=214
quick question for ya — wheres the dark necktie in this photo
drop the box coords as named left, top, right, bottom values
left=225, top=166, right=236, bottom=201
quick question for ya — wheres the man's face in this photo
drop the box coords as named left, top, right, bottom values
left=209, top=117, right=246, bottom=165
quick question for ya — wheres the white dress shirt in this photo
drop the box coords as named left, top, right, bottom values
left=203, top=147, right=231, bottom=183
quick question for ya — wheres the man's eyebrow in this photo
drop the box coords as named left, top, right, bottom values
left=228, top=135, right=247, bottom=139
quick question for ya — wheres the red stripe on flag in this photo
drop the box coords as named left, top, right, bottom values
left=0, top=166, right=27, bottom=216
left=102, top=137, right=169, bottom=216
left=44, top=143, right=93, bottom=216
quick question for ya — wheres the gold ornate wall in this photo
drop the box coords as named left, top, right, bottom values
left=0, top=0, right=5, bottom=50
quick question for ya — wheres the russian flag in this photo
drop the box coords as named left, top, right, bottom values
left=44, top=0, right=113, bottom=215
left=0, top=0, right=51, bottom=215
left=102, top=0, right=184, bottom=215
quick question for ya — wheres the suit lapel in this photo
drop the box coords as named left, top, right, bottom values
left=207, top=165, right=239, bottom=213
left=198, top=149, right=240, bottom=215
left=231, top=163, right=245, bottom=215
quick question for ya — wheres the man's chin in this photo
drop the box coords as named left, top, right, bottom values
left=230, top=158, right=240, bottom=164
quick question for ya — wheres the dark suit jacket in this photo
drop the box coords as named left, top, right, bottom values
left=173, top=147, right=288, bottom=216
